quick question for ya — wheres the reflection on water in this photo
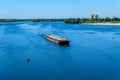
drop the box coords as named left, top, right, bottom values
left=0, top=22, right=120, bottom=80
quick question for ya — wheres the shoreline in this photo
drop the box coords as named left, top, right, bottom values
left=84, top=23, right=120, bottom=26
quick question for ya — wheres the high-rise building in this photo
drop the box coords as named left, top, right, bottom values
left=95, top=14, right=99, bottom=19
left=91, top=14, right=95, bottom=19
left=90, top=14, right=99, bottom=19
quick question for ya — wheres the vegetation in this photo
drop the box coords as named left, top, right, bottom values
left=0, top=18, right=120, bottom=24
left=0, top=19, right=63, bottom=22
left=0, top=19, right=25, bottom=22
left=64, top=18, right=81, bottom=24
left=64, top=17, right=120, bottom=24
left=32, top=19, right=63, bottom=22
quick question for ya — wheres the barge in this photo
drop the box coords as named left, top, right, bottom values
left=46, top=34, right=69, bottom=45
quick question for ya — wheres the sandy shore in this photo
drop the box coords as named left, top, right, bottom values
left=84, top=23, right=120, bottom=26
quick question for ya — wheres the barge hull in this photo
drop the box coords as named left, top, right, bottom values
left=46, top=34, right=69, bottom=45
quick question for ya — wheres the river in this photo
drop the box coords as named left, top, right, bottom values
left=0, top=22, right=120, bottom=80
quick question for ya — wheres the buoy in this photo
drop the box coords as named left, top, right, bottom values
left=27, top=57, right=30, bottom=63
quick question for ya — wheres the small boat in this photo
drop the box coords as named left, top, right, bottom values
left=46, top=34, right=69, bottom=46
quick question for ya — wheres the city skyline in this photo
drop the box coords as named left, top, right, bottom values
left=0, top=0, right=120, bottom=19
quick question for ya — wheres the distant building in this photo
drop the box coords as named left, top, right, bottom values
left=95, top=15, right=99, bottom=19
left=91, top=14, right=94, bottom=19
left=90, top=14, right=99, bottom=19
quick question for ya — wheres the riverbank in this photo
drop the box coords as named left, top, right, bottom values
left=84, top=23, right=120, bottom=26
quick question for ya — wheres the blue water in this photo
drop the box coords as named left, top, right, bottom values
left=0, top=22, right=120, bottom=80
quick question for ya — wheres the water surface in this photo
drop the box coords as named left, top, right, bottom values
left=0, top=22, right=120, bottom=80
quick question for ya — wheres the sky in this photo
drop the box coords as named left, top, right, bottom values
left=0, top=0, right=120, bottom=19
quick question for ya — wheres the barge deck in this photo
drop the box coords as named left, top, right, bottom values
left=46, top=34, right=69, bottom=45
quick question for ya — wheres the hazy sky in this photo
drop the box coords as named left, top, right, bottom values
left=0, top=0, right=120, bottom=18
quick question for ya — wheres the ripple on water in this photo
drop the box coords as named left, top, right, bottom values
left=0, top=22, right=120, bottom=80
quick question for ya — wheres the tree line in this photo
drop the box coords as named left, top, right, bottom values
left=0, top=18, right=120, bottom=24
left=64, top=17, right=120, bottom=24
left=0, top=19, right=63, bottom=22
